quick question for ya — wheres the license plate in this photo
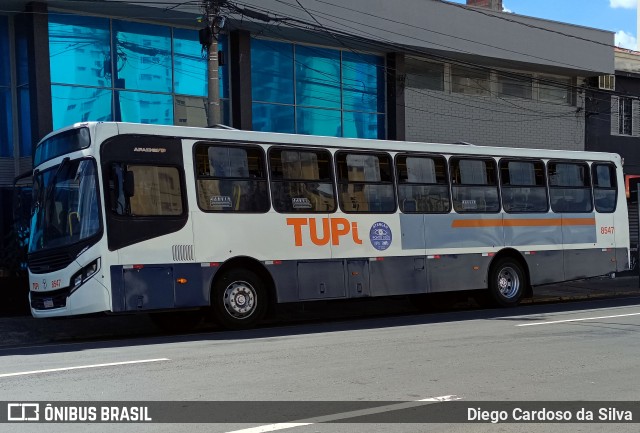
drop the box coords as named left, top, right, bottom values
left=43, top=299, right=54, bottom=309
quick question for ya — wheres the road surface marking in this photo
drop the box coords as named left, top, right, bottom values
left=0, top=358, right=170, bottom=378
left=224, top=395, right=461, bottom=433
left=517, top=312, right=640, bottom=327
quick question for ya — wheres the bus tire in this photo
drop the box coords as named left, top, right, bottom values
left=488, top=257, right=526, bottom=307
left=212, top=269, right=267, bottom=329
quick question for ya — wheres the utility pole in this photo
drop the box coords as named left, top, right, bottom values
left=201, top=0, right=226, bottom=127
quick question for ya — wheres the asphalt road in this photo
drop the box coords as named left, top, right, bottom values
left=0, top=297, right=639, bottom=433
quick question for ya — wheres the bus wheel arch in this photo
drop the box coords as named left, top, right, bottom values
left=210, top=257, right=274, bottom=329
left=487, top=249, right=531, bottom=307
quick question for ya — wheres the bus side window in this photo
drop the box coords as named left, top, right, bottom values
left=592, top=163, right=617, bottom=213
left=336, top=152, right=395, bottom=214
left=194, top=143, right=270, bottom=213
left=269, top=148, right=336, bottom=213
left=499, top=159, right=548, bottom=213
left=548, top=161, right=593, bottom=213
left=450, top=158, right=499, bottom=213
left=396, top=154, right=450, bottom=213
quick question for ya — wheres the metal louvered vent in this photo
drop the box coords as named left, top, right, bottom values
left=172, top=244, right=194, bottom=262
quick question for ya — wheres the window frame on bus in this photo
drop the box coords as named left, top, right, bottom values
left=193, top=141, right=271, bottom=213
left=394, top=152, right=451, bottom=214
left=449, top=156, right=501, bottom=214
left=335, top=150, right=397, bottom=214
left=267, top=145, right=337, bottom=214
left=547, top=159, right=593, bottom=214
left=591, top=162, right=618, bottom=213
left=498, top=158, right=549, bottom=214
left=106, top=162, right=187, bottom=218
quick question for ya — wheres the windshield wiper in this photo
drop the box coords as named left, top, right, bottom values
left=43, top=157, right=70, bottom=207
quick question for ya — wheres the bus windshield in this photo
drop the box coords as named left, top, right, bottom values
left=29, top=158, right=101, bottom=253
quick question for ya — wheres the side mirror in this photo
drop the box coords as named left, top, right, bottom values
left=124, top=171, right=135, bottom=198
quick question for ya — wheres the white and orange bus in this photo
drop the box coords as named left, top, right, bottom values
left=27, top=122, right=629, bottom=328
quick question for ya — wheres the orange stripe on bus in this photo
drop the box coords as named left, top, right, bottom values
left=451, top=218, right=595, bottom=228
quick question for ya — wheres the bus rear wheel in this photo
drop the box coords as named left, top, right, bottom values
left=212, top=269, right=267, bottom=329
left=488, top=258, right=526, bottom=307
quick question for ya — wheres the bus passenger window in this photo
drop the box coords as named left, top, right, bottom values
left=396, top=155, right=450, bottom=213
left=592, top=163, right=617, bottom=213
left=269, top=148, right=336, bottom=213
left=336, top=152, right=395, bottom=213
left=499, top=160, right=548, bottom=213
left=548, top=162, right=593, bottom=213
left=450, top=158, right=499, bottom=213
left=194, top=144, right=270, bottom=213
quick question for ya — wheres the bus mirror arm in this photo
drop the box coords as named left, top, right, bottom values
left=124, top=171, right=135, bottom=198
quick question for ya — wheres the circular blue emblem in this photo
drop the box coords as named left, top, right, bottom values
left=369, top=222, right=392, bottom=251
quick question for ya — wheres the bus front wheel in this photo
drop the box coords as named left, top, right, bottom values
left=488, top=258, right=526, bottom=307
left=212, top=269, right=267, bottom=329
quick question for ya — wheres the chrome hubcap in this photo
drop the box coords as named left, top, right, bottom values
left=497, top=267, right=520, bottom=299
left=223, top=281, right=257, bottom=319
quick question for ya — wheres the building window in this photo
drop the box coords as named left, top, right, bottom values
left=538, top=75, right=572, bottom=104
left=451, top=65, right=490, bottom=96
left=611, top=95, right=639, bottom=137
left=250, top=38, right=386, bottom=139
left=496, top=74, right=532, bottom=99
left=619, top=97, right=632, bottom=135
left=48, top=13, right=229, bottom=131
left=405, top=58, right=444, bottom=91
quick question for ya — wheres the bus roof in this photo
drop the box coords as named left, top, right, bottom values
left=42, top=121, right=621, bottom=164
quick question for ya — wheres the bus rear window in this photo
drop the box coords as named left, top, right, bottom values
left=194, top=143, right=269, bottom=213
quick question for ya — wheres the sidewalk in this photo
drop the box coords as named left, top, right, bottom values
left=1, top=275, right=639, bottom=348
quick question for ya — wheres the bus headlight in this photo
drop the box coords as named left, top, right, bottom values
left=70, top=258, right=101, bottom=293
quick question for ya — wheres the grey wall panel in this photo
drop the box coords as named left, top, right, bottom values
left=298, top=261, right=346, bottom=300
left=524, top=250, right=563, bottom=285
left=564, top=248, right=616, bottom=280
left=400, top=213, right=426, bottom=250
left=425, top=214, right=504, bottom=249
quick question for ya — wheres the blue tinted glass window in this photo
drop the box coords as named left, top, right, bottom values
left=18, top=86, right=31, bottom=157
left=252, top=103, right=294, bottom=133
left=342, top=52, right=385, bottom=113
left=0, top=15, right=9, bottom=86
left=173, top=28, right=206, bottom=97
left=49, top=14, right=111, bottom=87
left=0, top=88, right=12, bottom=157
left=251, top=39, right=294, bottom=104
left=118, top=91, right=173, bottom=124
left=343, top=112, right=385, bottom=139
left=296, top=107, right=341, bottom=137
left=113, top=20, right=172, bottom=93
left=51, top=85, right=113, bottom=130
left=296, top=46, right=341, bottom=109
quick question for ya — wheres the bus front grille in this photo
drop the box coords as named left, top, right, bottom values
left=28, top=251, right=75, bottom=274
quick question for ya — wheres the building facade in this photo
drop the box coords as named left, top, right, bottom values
left=0, top=0, right=616, bottom=273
